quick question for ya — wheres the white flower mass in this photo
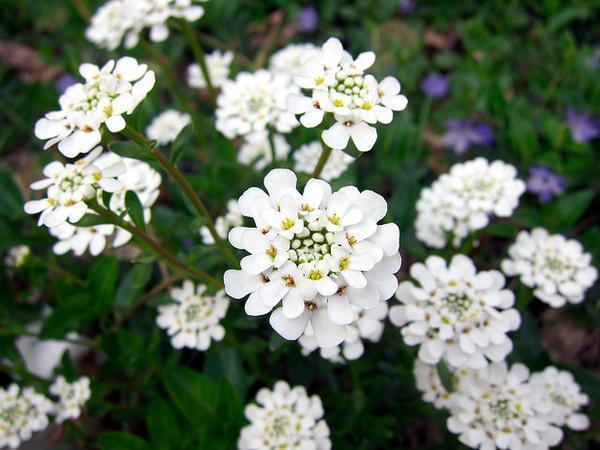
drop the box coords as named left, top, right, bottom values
left=287, top=37, right=408, bottom=152
left=187, top=50, right=233, bottom=89
left=34, top=57, right=155, bottom=157
left=237, top=131, right=291, bottom=170
left=156, top=280, right=229, bottom=351
left=0, top=384, right=52, bottom=449
left=293, top=141, right=354, bottom=181
left=238, top=380, right=331, bottom=450
left=224, top=168, right=401, bottom=349
left=269, top=43, right=321, bottom=77
left=502, top=227, right=597, bottom=307
left=389, top=255, right=520, bottom=369
left=415, top=158, right=526, bottom=248
left=200, top=199, right=243, bottom=245
left=87, top=0, right=208, bottom=50
left=215, top=69, right=299, bottom=139
left=49, top=376, right=91, bottom=424
left=146, top=109, right=191, bottom=146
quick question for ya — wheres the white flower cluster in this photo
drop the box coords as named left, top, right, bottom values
left=224, top=169, right=401, bottom=349
left=238, top=380, right=331, bottom=450
left=4, top=245, right=31, bottom=269
left=415, top=158, right=526, bottom=248
left=269, top=43, right=321, bottom=78
left=0, top=384, right=52, bottom=449
left=299, top=301, right=388, bottom=363
left=293, top=141, right=354, bottom=182
left=390, top=255, right=520, bottom=369
left=187, top=50, right=233, bottom=89
left=49, top=376, right=91, bottom=424
left=200, top=199, right=242, bottom=245
left=237, top=132, right=291, bottom=170
left=215, top=70, right=299, bottom=139
left=24, top=147, right=125, bottom=228
left=44, top=152, right=161, bottom=256
left=146, top=109, right=191, bottom=146
left=87, top=0, right=208, bottom=50
left=502, top=228, right=597, bottom=308
left=35, top=57, right=155, bottom=158
left=287, top=37, right=408, bottom=152
left=156, top=280, right=229, bottom=350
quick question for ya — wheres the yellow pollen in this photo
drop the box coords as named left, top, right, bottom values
left=284, top=275, right=296, bottom=288
left=346, top=234, right=357, bottom=246
left=361, top=102, right=373, bottom=110
left=103, top=105, right=113, bottom=117
left=327, top=213, right=341, bottom=225
left=281, top=217, right=295, bottom=230
left=343, top=120, right=354, bottom=127
left=308, top=270, right=322, bottom=280
left=314, top=76, right=324, bottom=85
left=338, top=257, right=349, bottom=271
left=266, top=246, right=277, bottom=258
left=93, top=171, right=102, bottom=180
left=333, top=99, right=344, bottom=107
left=306, top=301, right=317, bottom=311
left=300, top=203, right=314, bottom=212
left=82, top=125, right=94, bottom=132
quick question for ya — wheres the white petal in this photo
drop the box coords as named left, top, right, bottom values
left=348, top=122, right=377, bottom=152
left=327, top=295, right=355, bottom=325
left=311, top=308, right=346, bottom=348
left=269, top=308, right=310, bottom=340
left=322, top=123, right=350, bottom=150
left=105, top=115, right=126, bottom=133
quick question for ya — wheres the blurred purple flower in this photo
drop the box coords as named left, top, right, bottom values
left=442, top=119, right=493, bottom=154
left=399, top=0, right=417, bottom=15
left=56, top=73, right=76, bottom=94
left=565, top=108, right=599, bottom=143
left=527, top=166, right=565, bottom=203
left=421, top=73, right=448, bottom=98
left=297, top=6, right=318, bottom=33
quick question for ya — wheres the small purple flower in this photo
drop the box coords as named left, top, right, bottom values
left=442, top=119, right=493, bottom=154
left=399, top=0, right=417, bottom=15
left=565, top=108, right=600, bottom=143
left=56, top=74, right=76, bottom=94
left=527, top=166, right=565, bottom=203
left=421, top=73, right=448, bottom=99
left=297, top=6, right=318, bottom=33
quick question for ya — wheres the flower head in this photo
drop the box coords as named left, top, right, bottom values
left=238, top=380, right=331, bottom=450
left=502, top=228, right=597, bottom=307
left=269, top=44, right=321, bottom=78
left=565, top=107, right=599, bottom=143
left=49, top=376, right=91, bottom=423
left=156, top=280, right=229, bottom=350
left=146, top=109, right=191, bottom=145
left=237, top=131, right=291, bottom=170
left=200, top=199, right=243, bottom=245
left=421, top=73, right=448, bottom=98
left=293, top=141, right=354, bottom=182
left=527, top=166, right=565, bottom=203
left=187, top=50, right=233, bottom=89
left=287, top=37, right=408, bottom=152
left=34, top=57, right=155, bottom=157
left=224, top=169, right=401, bottom=349
left=50, top=222, right=115, bottom=256
left=442, top=119, right=493, bottom=154
left=390, top=255, right=520, bottom=369
left=415, top=158, right=526, bottom=248
left=216, top=70, right=299, bottom=139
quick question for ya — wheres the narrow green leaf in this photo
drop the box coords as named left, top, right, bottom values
left=146, top=399, right=181, bottom=450
left=110, top=141, right=153, bottom=162
left=544, top=189, right=594, bottom=231
left=89, top=257, right=119, bottom=313
left=74, top=214, right=112, bottom=227
left=169, top=123, right=194, bottom=163
left=436, top=360, right=454, bottom=392
left=125, top=190, right=146, bottom=231
left=0, top=166, right=23, bottom=219
left=99, top=432, right=150, bottom=450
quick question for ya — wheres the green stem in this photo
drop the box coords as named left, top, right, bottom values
left=267, top=128, right=277, bottom=169
left=88, top=201, right=222, bottom=287
left=311, top=144, right=333, bottom=178
left=180, top=20, right=216, bottom=103
left=31, top=255, right=87, bottom=288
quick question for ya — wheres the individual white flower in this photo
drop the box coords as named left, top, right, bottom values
left=4, top=245, right=31, bottom=269
left=224, top=168, right=401, bottom=349
left=200, top=199, right=242, bottom=245
left=447, top=362, right=564, bottom=450
left=156, top=280, right=229, bottom=351
left=87, top=0, right=209, bottom=50
left=389, top=255, right=520, bottom=369
left=215, top=69, right=299, bottom=139
left=287, top=37, right=408, bottom=152
left=49, top=222, right=115, bottom=256
left=49, top=376, right=91, bottom=424
left=187, top=50, right=233, bottom=89
left=530, top=366, right=589, bottom=431
left=0, top=384, right=53, bottom=449
left=35, top=57, right=155, bottom=157
left=415, top=158, right=526, bottom=248
left=293, top=141, right=353, bottom=181
left=413, top=360, right=455, bottom=410
left=299, top=301, right=388, bottom=362
left=237, top=131, right=291, bottom=170
left=269, top=43, right=321, bottom=77
left=238, top=380, right=331, bottom=450
left=24, top=147, right=125, bottom=228
left=145, top=109, right=191, bottom=145
left=501, top=228, right=597, bottom=307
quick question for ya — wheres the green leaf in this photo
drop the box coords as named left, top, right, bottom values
left=169, top=123, right=194, bottom=163
left=205, top=346, right=248, bottom=399
left=99, top=432, right=150, bottom=450
left=164, top=365, right=218, bottom=427
left=543, top=189, right=594, bottom=231
left=436, top=360, right=454, bottom=392
left=215, top=377, right=244, bottom=429
left=110, top=141, right=153, bottom=162
left=146, top=399, right=181, bottom=450
left=75, top=214, right=112, bottom=227
left=40, top=304, right=93, bottom=339
left=89, top=257, right=119, bottom=314
left=125, top=191, right=146, bottom=231
left=114, top=264, right=152, bottom=309
left=0, top=166, right=23, bottom=219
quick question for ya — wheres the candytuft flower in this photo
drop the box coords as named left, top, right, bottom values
left=34, top=57, right=155, bottom=157
left=293, top=141, right=353, bottom=181
left=156, top=280, right=229, bottom=350
left=200, top=199, right=243, bottom=245
left=269, top=43, right=321, bottom=78
left=415, top=158, right=526, bottom=248
left=224, top=168, right=401, bottom=349
left=287, top=37, right=408, bottom=152
left=238, top=380, right=331, bottom=450
left=501, top=228, right=597, bottom=307
left=237, top=131, right=291, bottom=170
left=187, top=50, right=233, bottom=89
left=49, top=376, right=91, bottom=423
left=390, top=255, right=520, bottom=369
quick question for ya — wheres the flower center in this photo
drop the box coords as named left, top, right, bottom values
left=439, top=292, right=474, bottom=320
